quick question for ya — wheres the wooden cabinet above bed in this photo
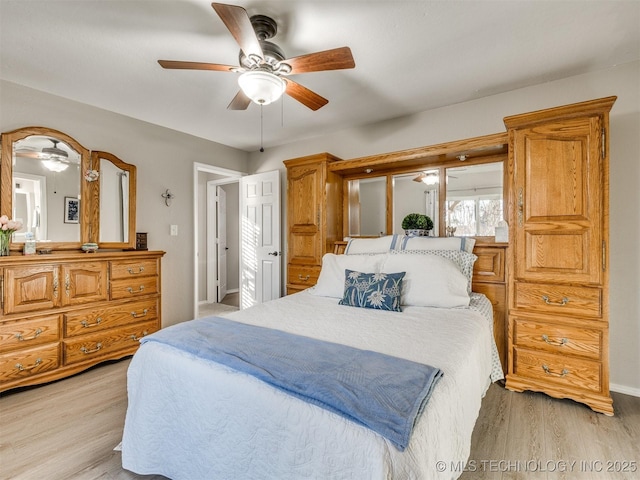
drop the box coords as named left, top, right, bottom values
left=0, top=250, right=164, bottom=392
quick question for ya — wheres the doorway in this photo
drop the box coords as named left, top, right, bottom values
left=193, top=163, right=243, bottom=318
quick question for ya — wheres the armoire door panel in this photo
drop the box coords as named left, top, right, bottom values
left=288, top=167, right=321, bottom=228
left=524, top=230, right=590, bottom=274
left=524, top=136, right=586, bottom=219
left=514, top=116, right=602, bottom=284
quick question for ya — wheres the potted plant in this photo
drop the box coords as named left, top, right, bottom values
left=401, top=213, right=433, bottom=237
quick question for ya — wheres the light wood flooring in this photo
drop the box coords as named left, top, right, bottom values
left=1, top=359, right=638, bottom=480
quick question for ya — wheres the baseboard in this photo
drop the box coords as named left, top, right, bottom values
left=226, top=288, right=239, bottom=294
left=610, top=383, right=640, bottom=397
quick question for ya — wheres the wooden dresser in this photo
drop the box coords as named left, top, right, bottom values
left=504, top=97, right=615, bottom=415
left=284, top=153, right=343, bottom=294
left=0, top=250, right=164, bottom=392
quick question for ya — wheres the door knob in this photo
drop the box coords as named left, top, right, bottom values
left=268, top=251, right=279, bottom=256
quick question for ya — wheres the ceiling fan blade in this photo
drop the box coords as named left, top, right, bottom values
left=227, top=90, right=251, bottom=110
left=158, top=60, right=236, bottom=72
left=283, top=46, right=355, bottom=74
left=284, top=79, right=328, bottom=111
left=212, top=3, right=263, bottom=60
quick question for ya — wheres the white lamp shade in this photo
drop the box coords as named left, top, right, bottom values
left=238, top=71, right=286, bottom=105
left=41, top=159, right=69, bottom=173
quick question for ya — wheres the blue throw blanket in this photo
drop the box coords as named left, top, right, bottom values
left=141, top=316, right=443, bottom=451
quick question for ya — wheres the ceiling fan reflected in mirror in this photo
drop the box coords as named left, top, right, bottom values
left=14, top=139, right=75, bottom=172
left=158, top=2, right=355, bottom=111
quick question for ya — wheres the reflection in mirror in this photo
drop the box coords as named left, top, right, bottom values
left=12, top=135, right=81, bottom=243
left=94, top=151, right=136, bottom=249
left=347, top=177, right=386, bottom=236
left=99, top=158, right=130, bottom=243
left=392, top=170, right=439, bottom=236
left=445, top=162, right=503, bottom=236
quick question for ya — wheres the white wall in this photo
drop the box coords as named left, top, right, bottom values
left=248, top=62, right=640, bottom=395
left=0, top=80, right=249, bottom=326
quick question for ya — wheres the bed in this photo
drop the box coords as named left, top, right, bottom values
left=122, top=242, right=503, bottom=480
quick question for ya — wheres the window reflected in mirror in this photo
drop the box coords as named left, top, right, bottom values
left=393, top=171, right=439, bottom=236
left=347, top=177, right=386, bottom=236
left=445, top=162, right=503, bottom=236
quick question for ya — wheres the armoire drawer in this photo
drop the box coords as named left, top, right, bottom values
left=111, top=259, right=158, bottom=280
left=0, top=315, right=60, bottom=353
left=287, top=265, right=321, bottom=288
left=64, top=299, right=158, bottom=337
left=513, top=347, right=602, bottom=394
left=63, top=320, right=158, bottom=365
left=110, top=276, right=158, bottom=300
left=0, top=343, right=60, bottom=383
left=512, top=317, right=602, bottom=360
left=514, top=282, right=602, bottom=318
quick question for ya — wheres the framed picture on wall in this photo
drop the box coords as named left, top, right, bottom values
left=64, top=197, right=80, bottom=224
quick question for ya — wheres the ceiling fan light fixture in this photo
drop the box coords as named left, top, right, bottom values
left=41, top=159, right=69, bottom=173
left=421, top=172, right=439, bottom=185
left=238, top=70, right=286, bottom=105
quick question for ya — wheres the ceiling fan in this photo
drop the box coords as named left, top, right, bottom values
left=15, top=139, right=69, bottom=160
left=158, top=2, right=355, bottom=111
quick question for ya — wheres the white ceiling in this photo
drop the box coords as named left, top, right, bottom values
left=1, top=1, right=638, bottom=152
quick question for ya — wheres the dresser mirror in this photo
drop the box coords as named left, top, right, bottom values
left=92, top=151, right=136, bottom=249
left=1, top=127, right=90, bottom=249
left=1, top=127, right=136, bottom=251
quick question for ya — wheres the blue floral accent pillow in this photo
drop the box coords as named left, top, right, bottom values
left=339, top=269, right=405, bottom=312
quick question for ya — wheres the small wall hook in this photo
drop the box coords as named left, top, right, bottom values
left=161, top=189, right=175, bottom=207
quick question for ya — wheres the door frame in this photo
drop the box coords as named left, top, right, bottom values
left=193, top=162, right=244, bottom=318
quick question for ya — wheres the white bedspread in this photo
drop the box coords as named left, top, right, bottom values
left=122, top=291, right=499, bottom=480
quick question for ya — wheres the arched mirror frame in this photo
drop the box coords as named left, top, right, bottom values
left=91, top=151, right=137, bottom=250
left=1, top=126, right=91, bottom=251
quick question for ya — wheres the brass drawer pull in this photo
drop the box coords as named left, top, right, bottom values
left=541, top=334, right=568, bottom=346
left=130, top=330, right=149, bottom=341
left=131, top=308, right=149, bottom=318
left=126, top=285, right=145, bottom=294
left=15, top=328, right=43, bottom=341
left=127, top=266, right=145, bottom=274
left=542, top=364, right=570, bottom=377
left=542, top=295, right=569, bottom=306
left=15, top=358, right=42, bottom=371
left=298, top=274, right=310, bottom=281
left=80, top=343, right=103, bottom=354
left=81, top=318, right=102, bottom=328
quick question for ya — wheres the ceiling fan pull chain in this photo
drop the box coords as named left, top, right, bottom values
left=259, top=104, right=265, bottom=153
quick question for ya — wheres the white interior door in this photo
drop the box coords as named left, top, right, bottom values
left=217, top=185, right=228, bottom=301
left=240, top=170, right=281, bottom=309
left=206, top=182, right=218, bottom=303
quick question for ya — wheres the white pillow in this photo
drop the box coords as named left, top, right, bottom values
left=381, top=253, right=470, bottom=308
left=344, top=235, right=402, bottom=254
left=311, top=253, right=386, bottom=298
left=400, top=235, right=476, bottom=253
left=391, top=249, right=477, bottom=294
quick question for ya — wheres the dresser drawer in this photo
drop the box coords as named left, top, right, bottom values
left=110, top=276, right=158, bottom=300
left=64, top=299, right=158, bottom=337
left=513, top=347, right=602, bottom=393
left=287, top=265, right=321, bottom=288
left=514, top=282, right=602, bottom=318
left=513, top=317, right=602, bottom=360
left=111, top=259, right=158, bottom=280
left=63, top=320, right=158, bottom=365
left=0, top=343, right=60, bottom=383
left=0, top=315, right=60, bottom=353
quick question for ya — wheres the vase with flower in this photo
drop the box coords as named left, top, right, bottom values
left=0, top=215, right=24, bottom=256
